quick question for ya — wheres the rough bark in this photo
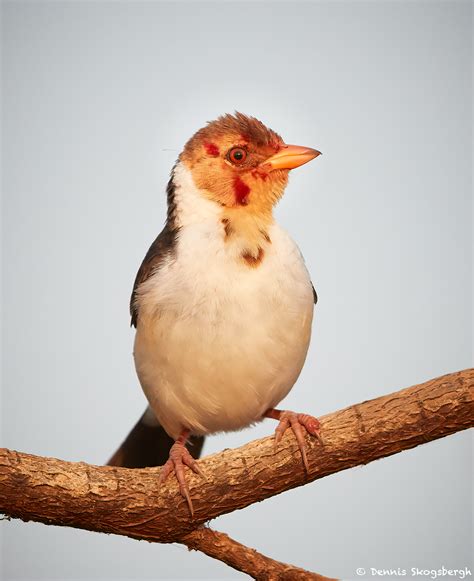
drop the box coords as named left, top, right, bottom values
left=182, top=528, right=337, bottom=580
left=0, top=369, right=473, bottom=578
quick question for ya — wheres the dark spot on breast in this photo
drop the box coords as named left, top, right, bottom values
left=233, top=176, right=250, bottom=205
left=221, top=218, right=233, bottom=238
left=204, top=142, right=220, bottom=157
left=242, top=247, right=264, bottom=268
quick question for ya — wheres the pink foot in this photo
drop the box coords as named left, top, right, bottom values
left=264, top=409, right=323, bottom=472
left=158, top=430, right=205, bottom=517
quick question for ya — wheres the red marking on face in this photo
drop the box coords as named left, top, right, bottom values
left=204, top=142, right=220, bottom=157
left=233, top=176, right=250, bottom=205
left=240, top=134, right=250, bottom=143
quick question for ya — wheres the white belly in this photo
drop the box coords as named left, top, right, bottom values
left=133, top=223, right=314, bottom=439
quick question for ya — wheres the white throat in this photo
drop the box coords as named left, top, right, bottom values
left=172, top=162, right=222, bottom=227
left=171, top=162, right=271, bottom=260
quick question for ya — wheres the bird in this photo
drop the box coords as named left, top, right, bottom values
left=108, top=112, right=322, bottom=515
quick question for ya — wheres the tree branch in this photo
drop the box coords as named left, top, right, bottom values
left=1, top=369, right=473, bottom=579
left=182, top=527, right=337, bottom=580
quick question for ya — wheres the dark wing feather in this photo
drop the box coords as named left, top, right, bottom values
left=312, top=283, right=318, bottom=304
left=130, top=170, right=179, bottom=327
left=130, top=225, right=177, bottom=327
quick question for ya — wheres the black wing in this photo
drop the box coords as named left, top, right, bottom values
left=130, top=225, right=177, bottom=327
left=312, top=282, right=318, bottom=304
left=130, top=167, right=180, bottom=327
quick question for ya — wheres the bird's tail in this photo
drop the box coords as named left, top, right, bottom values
left=107, top=407, right=205, bottom=468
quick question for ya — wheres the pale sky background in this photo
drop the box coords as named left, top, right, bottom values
left=1, top=1, right=472, bottom=580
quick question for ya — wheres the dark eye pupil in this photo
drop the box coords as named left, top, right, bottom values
left=233, top=150, right=243, bottom=160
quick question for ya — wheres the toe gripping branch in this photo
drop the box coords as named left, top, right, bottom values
left=264, top=409, right=323, bottom=472
left=158, top=429, right=206, bottom=517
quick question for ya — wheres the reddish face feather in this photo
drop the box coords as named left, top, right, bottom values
left=270, top=140, right=282, bottom=151
left=233, top=176, right=250, bottom=205
left=204, top=142, right=220, bottom=157
left=251, top=168, right=269, bottom=181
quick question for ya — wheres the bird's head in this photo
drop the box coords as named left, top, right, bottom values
left=180, top=112, right=320, bottom=214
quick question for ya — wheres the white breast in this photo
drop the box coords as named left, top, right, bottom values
left=133, top=165, right=314, bottom=439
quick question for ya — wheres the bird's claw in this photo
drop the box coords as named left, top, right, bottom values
left=158, top=440, right=205, bottom=517
left=271, top=411, right=323, bottom=472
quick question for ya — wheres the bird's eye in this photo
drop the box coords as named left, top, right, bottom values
left=228, top=147, right=247, bottom=164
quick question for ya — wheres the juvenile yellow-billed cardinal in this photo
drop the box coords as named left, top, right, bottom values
left=109, top=113, right=322, bottom=515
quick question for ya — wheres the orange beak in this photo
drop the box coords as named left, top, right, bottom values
left=263, top=144, right=321, bottom=171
